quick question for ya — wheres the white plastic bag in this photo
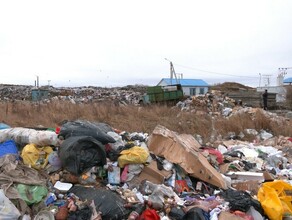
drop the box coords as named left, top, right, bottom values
left=0, top=189, right=21, bottom=219
left=107, top=131, right=124, bottom=151
left=0, top=127, right=59, bottom=146
left=247, top=206, right=264, bottom=220
left=260, top=130, right=273, bottom=140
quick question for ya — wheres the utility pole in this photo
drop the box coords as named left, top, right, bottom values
left=35, top=75, right=39, bottom=88
left=164, top=58, right=178, bottom=85
left=259, top=73, right=261, bottom=87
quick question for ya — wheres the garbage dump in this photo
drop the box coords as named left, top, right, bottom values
left=0, top=117, right=292, bottom=220
left=0, top=84, right=146, bottom=105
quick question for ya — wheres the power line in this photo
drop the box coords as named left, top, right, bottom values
left=172, top=62, right=260, bottom=79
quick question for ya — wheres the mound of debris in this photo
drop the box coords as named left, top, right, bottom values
left=210, top=82, right=255, bottom=93
left=0, top=84, right=147, bottom=105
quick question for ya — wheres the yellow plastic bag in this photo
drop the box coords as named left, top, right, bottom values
left=21, top=144, right=53, bottom=170
left=118, top=146, right=149, bottom=168
left=257, top=180, right=292, bottom=220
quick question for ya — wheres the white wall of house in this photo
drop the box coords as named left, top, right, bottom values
left=157, top=81, right=209, bottom=96
left=182, top=86, right=209, bottom=96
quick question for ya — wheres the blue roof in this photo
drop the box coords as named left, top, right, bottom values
left=160, top=78, right=209, bottom=86
left=283, top=77, right=292, bottom=83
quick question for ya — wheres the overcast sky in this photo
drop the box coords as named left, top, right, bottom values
left=1, top=0, right=292, bottom=88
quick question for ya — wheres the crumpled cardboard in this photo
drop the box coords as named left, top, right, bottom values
left=232, top=180, right=260, bottom=195
left=138, top=160, right=172, bottom=184
left=147, top=125, right=227, bottom=189
left=263, top=171, right=274, bottom=181
left=219, top=211, right=245, bottom=220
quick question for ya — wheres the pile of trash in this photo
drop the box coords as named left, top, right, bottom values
left=0, top=120, right=292, bottom=220
left=175, top=92, right=242, bottom=116
left=176, top=91, right=292, bottom=123
left=0, top=84, right=146, bottom=105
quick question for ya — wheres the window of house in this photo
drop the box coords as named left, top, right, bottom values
left=190, top=88, right=196, bottom=95
left=199, top=88, right=205, bottom=94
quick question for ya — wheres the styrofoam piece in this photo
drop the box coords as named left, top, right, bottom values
left=53, top=181, right=73, bottom=192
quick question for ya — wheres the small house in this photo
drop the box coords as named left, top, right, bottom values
left=283, top=77, right=292, bottom=85
left=31, top=89, right=49, bottom=101
left=157, top=78, right=209, bottom=96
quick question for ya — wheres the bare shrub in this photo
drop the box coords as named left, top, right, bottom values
left=215, top=113, right=254, bottom=136
left=253, top=110, right=273, bottom=131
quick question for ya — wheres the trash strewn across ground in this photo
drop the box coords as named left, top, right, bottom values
left=176, top=91, right=292, bottom=120
left=0, top=84, right=146, bottom=105
left=0, top=116, right=292, bottom=220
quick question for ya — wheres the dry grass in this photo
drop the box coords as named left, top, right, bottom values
left=286, top=86, right=292, bottom=109
left=1, top=101, right=292, bottom=143
left=215, top=112, right=254, bottom=135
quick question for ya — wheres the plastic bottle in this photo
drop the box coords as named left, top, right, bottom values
left=45, top=193, right=57, bottom=206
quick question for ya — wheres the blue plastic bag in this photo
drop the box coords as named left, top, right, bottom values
left=0, top=140, right=18, bottom=157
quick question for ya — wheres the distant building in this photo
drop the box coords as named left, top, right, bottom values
left=157, top=78, right=209, bottom=96
left=283, top=77, right=292, bottom=85
left=257, top=76, right=292, bottom=103
left=31, top=89, right=49, bottom=101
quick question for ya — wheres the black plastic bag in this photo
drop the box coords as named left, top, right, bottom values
left=223, top=150, right=245, bottom=159
left=107, top=148, right=122, bottom=161
left=221, top=189, right=264, bottom=214
left=182, top=207, right=208, bottom=220
left=242, top=160, right=256, bottom=171
left=69, top=186, right=130, bottom=220
left=95, top=122, right=114, bottom=134
left=59, top=136, right=106, bottom=175
left=106, top=142, right=137, bottom=161
left=169, top=207, right=185, bottom=220
left=59, top=120, right=115, bottom=144
left=68, top=205, right=92, bottom=220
